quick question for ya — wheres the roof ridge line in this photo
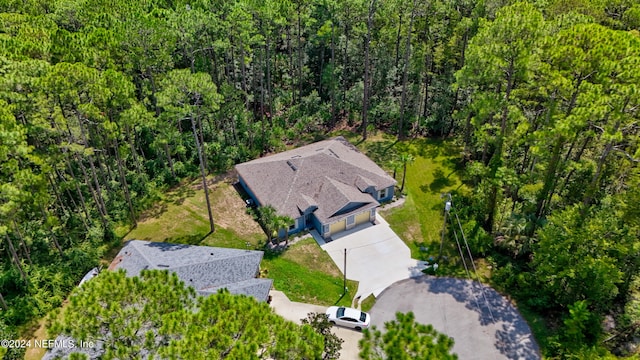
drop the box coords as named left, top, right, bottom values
left=130, top=241, right=158, bottom=269
left=281, top=157, right=304, bottom=214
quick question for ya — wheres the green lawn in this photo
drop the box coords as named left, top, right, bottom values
left=122, top=177, right=265, bottom=249
left=359, top=138, right=468, bottom=263
left=262, top=238, right=358, bottom=307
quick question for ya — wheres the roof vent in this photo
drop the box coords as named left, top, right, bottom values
left=286, top=160, right=297, bottom=171
left=291, top=155, right=301, bottom=158
left=328, top=149, right=340, bottom=158
left=157, top=264, right=170, bottom=268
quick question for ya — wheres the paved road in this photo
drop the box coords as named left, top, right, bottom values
left=370, top=277, right=540, bottom=360
left=270, top=290, right=362, bottom=360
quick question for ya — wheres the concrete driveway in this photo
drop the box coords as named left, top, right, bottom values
left=318, top=215, right=427, bottom=301
left=370, top=277, right=540, bottom=360
left=270, top=290, right=362, bottom=360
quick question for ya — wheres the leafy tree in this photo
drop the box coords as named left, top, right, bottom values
left=359, top=312, right=457, bottom=359
left=455, top=2, right=545, bottom=233
left=160, top=291, right=323, bottom=359
left=51, top=270, right=195, bottom=359
left=258, top=205, right=278, bottom=245
left=278, top=214, right=295, bottom=246
left=302, top=312, right=343, bottom=360
left=257, top=205, right=295, bottom=246
left=0, top=319, right=25, bottom=360
left=531, top=202, right=636, bottom=314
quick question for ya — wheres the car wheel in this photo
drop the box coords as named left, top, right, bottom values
left=330, top=321, right=336, bottom=325
left=355, top=326, right=361, bottom=331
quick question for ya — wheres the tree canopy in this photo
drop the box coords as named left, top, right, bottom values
left=0, top=0, right=638, bottom=357
left=358, top=312, right=457, bottom=360
left=50, top=270, right=324, bottom=359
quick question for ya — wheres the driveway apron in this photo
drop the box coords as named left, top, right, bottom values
left=319, top=215, right=427, bottom=301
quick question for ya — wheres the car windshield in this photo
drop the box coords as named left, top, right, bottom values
left=337, top=307, right=345, bottom=317
left=359, top=312, right=367, bottom=322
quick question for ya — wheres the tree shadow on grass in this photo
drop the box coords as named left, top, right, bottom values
left=429, top=169, right=456, bottom=193
left=138, top=183, right=196, bottom=221
left=138, top=203, right=168, bottom=221
left=164, top=232, right=211, bottom=245
left=167, top=185, right=196, bottom=206
left=412, top=138, right=445, bottom=158
left=362, top=139, right=400, bottom=165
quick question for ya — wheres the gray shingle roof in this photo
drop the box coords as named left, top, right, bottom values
left=109, top=240, right=272, bottom=301
left=236, top=137, right=396, bottom=223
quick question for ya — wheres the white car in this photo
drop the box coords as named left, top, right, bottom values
left=325, top=306, right=371, bottom=331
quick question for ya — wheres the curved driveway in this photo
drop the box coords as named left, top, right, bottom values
left=370, top=277, right=540, bottom=360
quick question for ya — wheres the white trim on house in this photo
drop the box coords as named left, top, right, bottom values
left=378, top=188, right=388, bottom=200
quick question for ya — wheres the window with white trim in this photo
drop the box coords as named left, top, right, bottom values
left=378, top=188, right=388, bottom=199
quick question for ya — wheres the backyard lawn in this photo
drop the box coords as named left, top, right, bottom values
left=356, top=136, right=468, bottom=263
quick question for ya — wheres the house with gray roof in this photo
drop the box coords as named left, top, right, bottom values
left=109, top=240, right=272, bottom=301
left=236, top=136, right=396, bottom=240
left=43, top=241, right=272, bottom=360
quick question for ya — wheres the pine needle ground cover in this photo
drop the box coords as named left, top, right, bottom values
left=122, top=177, right=356, bottom=306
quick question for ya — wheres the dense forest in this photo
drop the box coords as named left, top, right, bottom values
left=0, top=0, right=639, bottom=358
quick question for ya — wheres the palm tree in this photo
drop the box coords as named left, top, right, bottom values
left=258, top=205, right=277, bottom=245
left=388, top=159, right=400, bottom=180
left=279, top=215, right=295, bottom=246
left=398, top=153, right=415, bottom=193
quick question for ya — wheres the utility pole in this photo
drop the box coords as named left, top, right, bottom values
left=439, top=193, right=452, bottom=261
left=343, top=248, right=347, bottom=293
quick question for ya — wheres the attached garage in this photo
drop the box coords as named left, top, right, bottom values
left=330, top=220, right=346, bottom=235
left=355, top=210, right=371, bottom=225
left=327, top=208, right=375, bottom=237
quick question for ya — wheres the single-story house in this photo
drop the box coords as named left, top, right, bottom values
left=109, top=240, right=273, bottom=301
left=43, top=241, right=273, bottom=360
left=236, top=136, right=396, bottom=240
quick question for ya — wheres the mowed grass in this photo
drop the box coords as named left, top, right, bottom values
left=122, top=176, right=356, bottom=307
left=262, top=238, right=358, bottom=307
left=124, top=177, right=264, bottom=248
left=363, top=138, right=468, bottom=263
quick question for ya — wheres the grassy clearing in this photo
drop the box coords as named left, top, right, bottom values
left=358, top=137, right=467, bottom=265
left=122, top=176, right=356, bottom=307
left=124, top=176, right=264, bottom=249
